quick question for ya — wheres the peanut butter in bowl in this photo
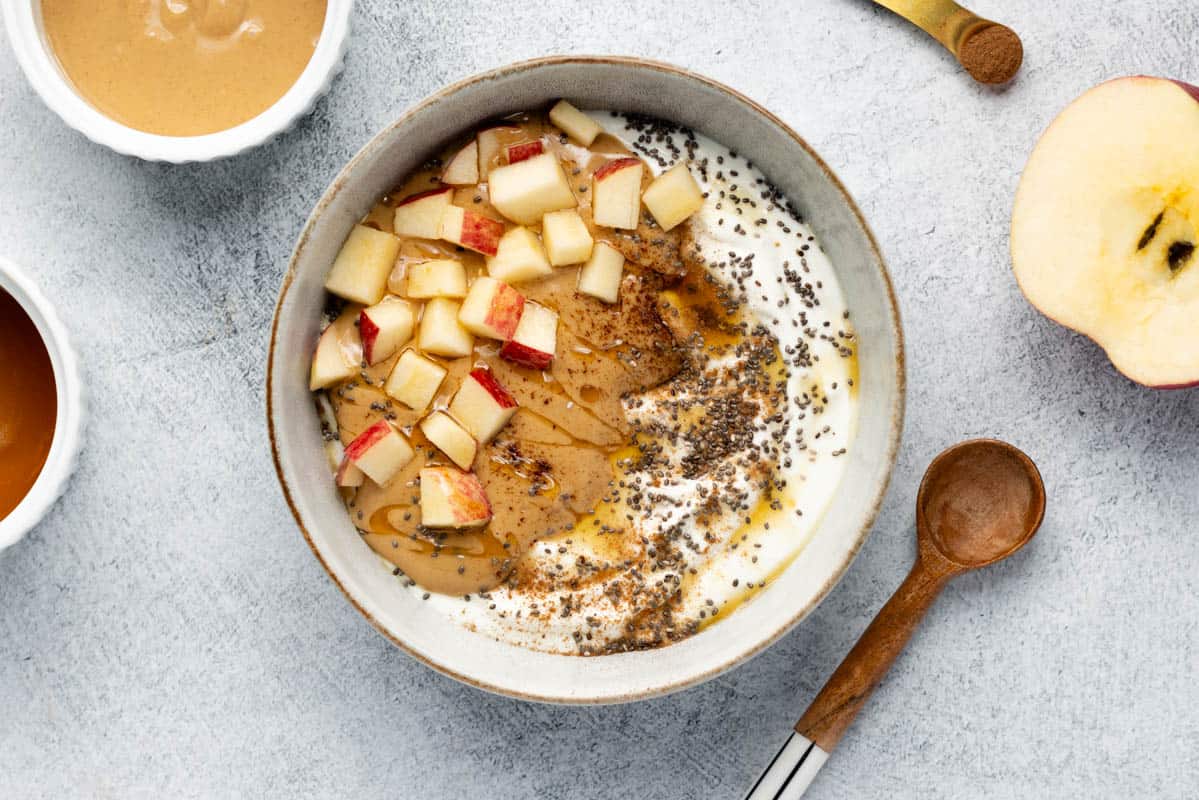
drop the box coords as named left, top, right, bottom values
left=310, top=102, right=861, bottom=656
left=39, top=0, right=327, bottom=137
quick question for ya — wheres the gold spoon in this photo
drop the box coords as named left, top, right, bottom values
left=744, top=439, right=1045, bottom=799
left=871, top=0, right=1023, bottom=84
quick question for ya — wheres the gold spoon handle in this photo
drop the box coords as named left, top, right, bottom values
left=872, top=0, right=1023, bottom=84
left=795, top=557, right=955, bottom=750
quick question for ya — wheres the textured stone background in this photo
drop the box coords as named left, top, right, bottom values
left=3, top=1, right=1198, bottom=797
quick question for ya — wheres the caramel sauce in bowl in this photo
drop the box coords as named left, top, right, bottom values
left=2, top=0, right=353, bottom=161
left=0, top=258, right=85, bottom=551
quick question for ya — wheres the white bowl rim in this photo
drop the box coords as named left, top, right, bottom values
left=0, top=256, right=85, bottom=550
left=1, top=0, right=354, bottom=163
left=267, top=55, right=906, bottom=703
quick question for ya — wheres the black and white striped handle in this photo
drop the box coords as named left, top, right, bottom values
left=743, top=732, right=828, bottom=799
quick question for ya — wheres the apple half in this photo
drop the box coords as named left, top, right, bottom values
left=1012, top=76, right=1199, bottom=388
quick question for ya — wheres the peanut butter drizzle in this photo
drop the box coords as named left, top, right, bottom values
left=41, top=0, right=326, bottom=136
left=325, top=113, right=800, bottom=646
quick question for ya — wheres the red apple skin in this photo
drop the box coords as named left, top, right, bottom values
left=358, top=310, right=381, bottom=364
left=484, top=284, right=525, bottom=340
left=1168, top=78, right=1199, bottom=103
left=468, top=368, right=517, bottom=408
left=458, top=212, right=504, bottom=256
left=345, top=420, right=392, bottom=460
left=500, top=340, right=553, bottom=370
left=397, top=186, right=452, bottom=207
left=594, top=157, right=641, bottom=181
left=507, top=141, right=545, bottom=164
left=444, top=469, right=491, bottom=523
left=335, top=456, right=362, bottom=486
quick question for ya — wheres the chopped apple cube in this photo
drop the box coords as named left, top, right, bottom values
left=488, top=153, right=577, bottom=225
left=420, top=411, right=478, bottom=470
left=418, top=297, right=475, bottom=358
left=324, top=225, right=401, bottom=305
left=344, top=420, right=415, bottom=487
left=592, top=157, right=643, bottom=230
left=419, top=466, right=491, bottom=529
left=577, top=242, right=625, bottom=304
left=441, top=140, right=479, bottom=185
left=406, top=259, right=467, bottom=299
left=642, top=164, right=705, bottom=231
left=541, top=209, right=594, bottom=266
left=335, top=455, right=365, bottom=487
left=384, top=349, right=447, bottom=411
left=393, top=187, right=454, bottom=240
left=438, top=205, right=505, bottom=256
left=549, top=100, right=602, bottom=146
left=458, top=276, right=525, bottom=340
left=359, top=299, right=415, bottom=365
left=500, top=302, right=558, bottom=370
left=448, top=368, right=518, bottom=443
left=506, top=140, right=545, bottom=164
left=309, top=321, right=358, bottom=390
left=477, top=125, right=523, bottom=180
left=486, top=227, right=552, bottom=284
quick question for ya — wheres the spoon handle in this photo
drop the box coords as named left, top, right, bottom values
left=871, top=0, right=985, bottom=55
left=795, top=558, right=952, bottom=750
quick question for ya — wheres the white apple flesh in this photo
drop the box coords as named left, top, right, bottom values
left=384, top=349, right=448, bottom=411
left=418, top=297, right=475, bottom=358
left=486, top=226, right=552, bottom=284
left=541, top=209, right=594, bottom=266
left=642, top=164, right=705, bottom=232
left=458, top=276, right=525, bottom=340
left=309, top=317, right=360, bottom=390
left=548, top=100, right=601, bottom=146
left=419, top=466, right=491, bottom=529
left=488, top=152, right=577, bottom=225
left=592, top=157, right=643, bottom=230
left=441, top=140, right=479, bottom=185
left=406, top=259, right=467, bottom=299
left=448, top=368, right=518, bottom=443
left=577, top=241, right=626, bottom=304
left=438, top=205, right=505, bottom=257
left=359, top=300, right=415, bottom=365
left=393, top=187, right=454, bottom=240
left=1012, top=76, right=1199, bottom=388
left=500, top=301, right=558, bottom=370
left=420, top=411, right=478, bottom=470
left=324, top=225, right=401, bottom=305
left=344, top=419, right=416, bottom=486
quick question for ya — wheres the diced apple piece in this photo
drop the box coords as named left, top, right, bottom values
left=324, top=225, right=401, bottom=305
left=488, top=153, right=577, bottom=225
left=477, top=125, right=522, bottom=180
left=344, top=420, right=415, bottom=487
left=486, top=227, right=552, bottom=283
left=441, top=140, right=479, bottom=185
left=418, top=297, right=475, bottom=358
left=438, top=205, right=504, bottom=257
left=309, top=322, right=357, bottom=390
left=360, top=299, right=415, bottom=365
left=406, top=259, right=467, bottom=299
left=419, top=466, right=491, bottom=529
left=448, top=368, right=518, bottom=443
left=393, top=187, right=454, bottom=240
left=458, top=276, right=525, bottom=340
left=506, top=140, right=545, bottom=164
left=549, top=100, right=602, bottom=146
left=542, top=209, right=594, bottom=266
left=592, top=157, right=643, bottom=230
left=500, top=302, right=558, bottom=370
left=384, top=349, right=447, bottom=411
left=642, top=164, right=705, bottom=232
left=336, top=455, right=365, bottom=487
left=420, top=411, right=478, bottom=470
left=577, top=241, right=626, bottom=304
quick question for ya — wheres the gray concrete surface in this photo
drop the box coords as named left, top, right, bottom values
left=3, top=1, right=1198, bottom=797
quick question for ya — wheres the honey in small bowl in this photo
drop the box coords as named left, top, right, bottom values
left=40, top=0, right=328, bottom=137
left=0, top=289, right=56, bottom=520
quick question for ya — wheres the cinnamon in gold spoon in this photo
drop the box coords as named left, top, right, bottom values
left=871, top=0, right=1023, bottom=84
left=744, top=439, right=1045, bottom=799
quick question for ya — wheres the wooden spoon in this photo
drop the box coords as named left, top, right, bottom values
left=871, top=0, right=1023, bottom=84
left=744, top=439, right=1045, bottom=799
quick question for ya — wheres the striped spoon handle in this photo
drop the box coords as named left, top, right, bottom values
left=742, top=732, right=828, bottom=800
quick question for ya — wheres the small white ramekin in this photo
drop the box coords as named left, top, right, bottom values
left=1, top=0, right=353, bottom=163
left=0, top=257, right=85, bottom=551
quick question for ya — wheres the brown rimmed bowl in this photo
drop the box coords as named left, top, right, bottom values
left=267, top=56, right=905, bottom=704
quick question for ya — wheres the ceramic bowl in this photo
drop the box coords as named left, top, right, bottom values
left=1, top=0, right=353, bottom=163
left=0, top=257, right=84, bottom=551
left=268, top=56, right=905, bottom=704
